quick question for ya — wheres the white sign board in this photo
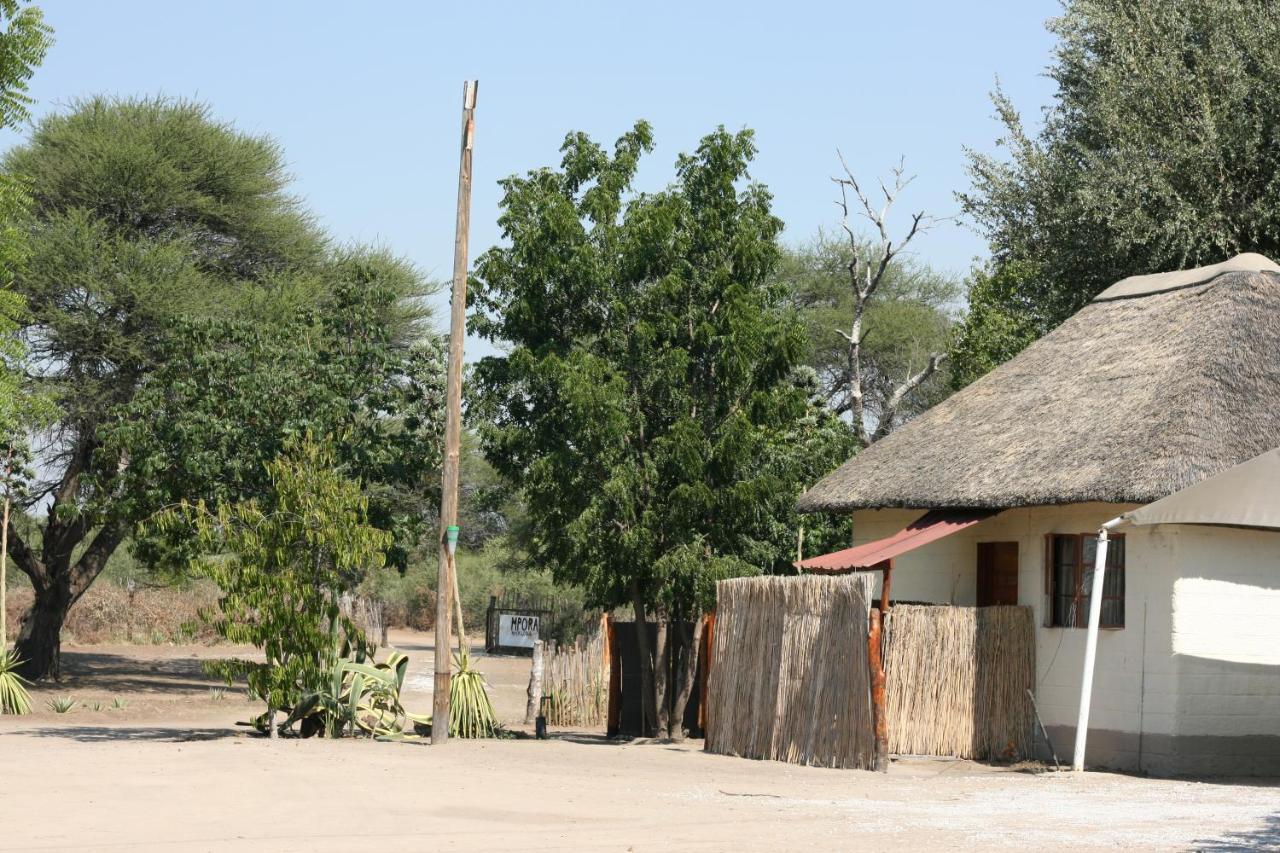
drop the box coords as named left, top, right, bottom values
left=498, top=613, right=540, bottom=649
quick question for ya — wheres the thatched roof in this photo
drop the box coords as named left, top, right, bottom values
left=798, top=256, right=1280, bottom=513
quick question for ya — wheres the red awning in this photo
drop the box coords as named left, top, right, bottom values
left=796, top=508, right=1000, bottom=574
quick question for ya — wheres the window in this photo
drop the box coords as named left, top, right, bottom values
left=1045, top=533, right=1124, bottom=628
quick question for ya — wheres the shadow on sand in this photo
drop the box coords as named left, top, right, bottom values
left=17, top=725, right=240, bottom=743
left=1193, top=812, right=1280, bottom=852
left=41, top=651, right=231, bottom=695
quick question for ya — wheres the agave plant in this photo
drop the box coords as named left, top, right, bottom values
left=284, top=650, right=430, bottom=739
left=449, top=650, right=498, bottom=739
left=0, top=651, right=32, bottom=715
left=47, top=696, right=75, bottom=714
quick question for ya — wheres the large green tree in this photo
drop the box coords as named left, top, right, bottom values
left=6, top=97, right=440, bottom=679
left=470, top=123, right=854, bottom=736
left=956, top=0, right=1280, bottom=378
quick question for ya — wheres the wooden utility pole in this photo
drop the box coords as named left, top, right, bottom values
left=433, top=79, right=478, bottom=745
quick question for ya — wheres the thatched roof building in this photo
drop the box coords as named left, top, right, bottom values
left=798, top=254, right=1280, bottom=512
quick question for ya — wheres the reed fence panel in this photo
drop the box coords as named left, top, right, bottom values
left=543, top=627, right=608, bottom=728
left=705, top=576, right=875, bottom=770
left=883, top=604, right=1035, bottom=760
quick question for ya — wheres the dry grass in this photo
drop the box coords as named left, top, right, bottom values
left=883, top=604, right=1035, bottom=760
left=5, top=582, right=220, bottom=645
left=705, top=575, right=875, bottom=770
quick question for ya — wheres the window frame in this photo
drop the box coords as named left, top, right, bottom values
left=1043, top=532, right=1125, bottom=630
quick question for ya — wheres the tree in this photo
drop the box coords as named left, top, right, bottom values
left=154, top=440, right=392, bottom=737
left=957, top=0, right=1280, bottom=375
left=5, top=97, right=439, bottom=679
left=778, top=229, right=958, bottom=434
left=104, top=251, right=446, bottom=575
left=0, top=0, right=50, bottom=659
left=824, top=157, right=954, bottom=445
left=471, top=123, right=854, bottom=736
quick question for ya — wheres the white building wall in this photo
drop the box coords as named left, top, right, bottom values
left=846, top=504, right=1280, bottom=774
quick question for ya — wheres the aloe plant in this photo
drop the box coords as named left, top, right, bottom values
left=0, top=651, right=32, bottom=714
left=449, top=650, right=498, bottom=739
left=47, top=695, right=74, bottom=714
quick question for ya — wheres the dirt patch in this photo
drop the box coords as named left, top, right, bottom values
left=2, top=633, right=1277, bottom=852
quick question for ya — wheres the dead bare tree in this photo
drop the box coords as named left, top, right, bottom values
left=833, top=154, right=946, bottom=445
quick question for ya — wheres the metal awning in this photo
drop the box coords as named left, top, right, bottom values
left=795, top=508, right=1001, bottom=574
left=1121, top=447, right=1280, bottom=530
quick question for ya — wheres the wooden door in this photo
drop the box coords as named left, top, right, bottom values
left=977, top=542, right=1019, bottom=606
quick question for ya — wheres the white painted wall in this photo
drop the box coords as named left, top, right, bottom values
left=846, top=504, right=1280, bottom=773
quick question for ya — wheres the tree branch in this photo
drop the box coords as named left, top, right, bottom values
left=7, top=523, right=46, bottom=592
left=872, top=352, right=947, bottom=442
left=70, top=519, right=129, bottom=600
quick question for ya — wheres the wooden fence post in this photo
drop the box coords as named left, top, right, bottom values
left=526, top=639, right=544, bottom=725
left=868, top=607, right=889, bottom=772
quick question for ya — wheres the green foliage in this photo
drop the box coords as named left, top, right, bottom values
left=0, top=1, right=50, bottom=133
left=449, top=650, right=498, bottom=738
left=776, top=231, right=959, bottom=421
left=106, top=251, right=445, bottom=575
left=472, top=122, right=852, bottom=621
left=958, top=0, right=1280, bottom=373
left=46, top=695, right=72, bottom=713
left=110, top=696, right=125, bottom=710
left=155, top=440, right=393, bottom=724
left=0, top=649, right=30, bottom=713
left=947, top=261, right=1042, bottom=390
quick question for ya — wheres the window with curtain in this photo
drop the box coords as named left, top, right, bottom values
left=1046, top=533, right=1124, bottom=628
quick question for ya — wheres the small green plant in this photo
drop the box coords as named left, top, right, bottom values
left=209, top=687, right=226, bottom=701
left=111, top=696, right=126, bottom=710
left=0, top=651, right=33, bottom=715
left=47, top=696, right=75, bottom=714
left=84, top=700, right=103, bottom=711
left=449, top=650, right=498, bottom=738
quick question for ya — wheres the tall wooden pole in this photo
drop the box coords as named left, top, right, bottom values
left=433, top=79, right=478, bottom=745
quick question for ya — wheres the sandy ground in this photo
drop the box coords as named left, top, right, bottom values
left=2, top=631, right=1278, bottom=852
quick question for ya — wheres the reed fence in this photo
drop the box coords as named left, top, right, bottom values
left=883, top=604, right=1035, bottom=760
left=704, top=575, right=875, bottom=770
left=542, top=627, right=609, bottom=727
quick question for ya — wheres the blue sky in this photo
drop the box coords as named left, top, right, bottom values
left=10, top=1, right=1061, bottom=345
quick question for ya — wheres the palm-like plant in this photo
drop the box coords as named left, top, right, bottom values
left=0, top=650, right=31, bottom=714
left=449, top=650, right=497, bottom=738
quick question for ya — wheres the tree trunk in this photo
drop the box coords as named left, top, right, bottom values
left=630, top=581, right=656, bottom=737
left=669, top=617, right=705, bottom=742
left=653, top=619, right=670, bottom=737
left=14, top=580, right=71, bottom=680
left=1, top=491, right=9, bottom=650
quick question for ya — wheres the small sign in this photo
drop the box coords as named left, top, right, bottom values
left=498, top=613, right=540, bottom=649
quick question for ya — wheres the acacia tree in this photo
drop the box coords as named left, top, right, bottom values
left=471, top=123, right=854, bottom=736
left=6, top=97, right=441, bottom=679
left=956, top=0, right=1280, bottom=378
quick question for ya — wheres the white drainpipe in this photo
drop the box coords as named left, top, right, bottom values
left=1072, top=515, right=1126, bottom=771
